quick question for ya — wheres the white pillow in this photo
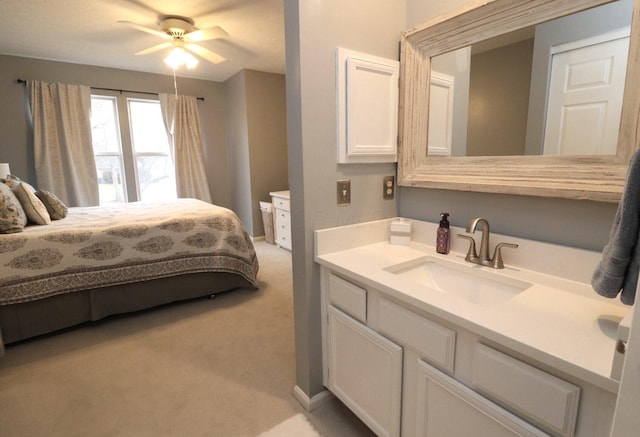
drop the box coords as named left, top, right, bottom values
left=13, top=182, right=51, bottom=225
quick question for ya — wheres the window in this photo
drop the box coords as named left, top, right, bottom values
left=90, top=95, right=177, bottom=205
left=127, top=99, right=177, bottom=202
left=91, top=96, right=126, bottom=204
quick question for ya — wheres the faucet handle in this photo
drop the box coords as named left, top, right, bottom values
left=457, top=234, right=479, bottom=262
left=492, top=242, right=518, bottom=269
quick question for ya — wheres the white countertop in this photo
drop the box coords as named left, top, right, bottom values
left=315, top=218, right=630, bottom=394
left=269, top=190, right=290, bottom=199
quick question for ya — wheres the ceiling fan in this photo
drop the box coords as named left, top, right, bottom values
left=120, top=16, right=229, bottom=67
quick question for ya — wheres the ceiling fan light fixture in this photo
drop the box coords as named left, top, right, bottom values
left=164, top=46, right=199, bottom=70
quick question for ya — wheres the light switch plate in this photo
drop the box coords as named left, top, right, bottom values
left=337, top=180, right=351, bottom=206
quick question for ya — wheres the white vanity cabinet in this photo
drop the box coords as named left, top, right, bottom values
left=320, top=267, right=616, bottom=437
left=415, top=359, right=548, bottom=437
left=324, top=274, right=403, bottom=437
left=269, top=190, right=291, bottom=250
left=327, top=306, right=403, bottom=437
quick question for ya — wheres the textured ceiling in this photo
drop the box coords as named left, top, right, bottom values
left=0, top=0, right=285, bottom=82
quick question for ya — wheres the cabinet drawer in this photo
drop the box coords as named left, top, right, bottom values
left=377, top=298, right=455, bottom=372
left=473, top=343, right=580, bottom=437
left=328, top=274, right=366, bottom=323
left=273, top=197, right=290, bottom=211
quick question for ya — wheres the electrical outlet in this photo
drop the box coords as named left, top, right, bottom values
left=337, top=180, right=351, bottom=206
left=383, top=175, right=395, bottom=199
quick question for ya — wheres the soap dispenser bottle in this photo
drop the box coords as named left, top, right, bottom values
left=436, top=213, right=450, bottom=254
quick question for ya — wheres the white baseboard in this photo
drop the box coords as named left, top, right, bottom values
left=292, top=385, right=333, bottom=411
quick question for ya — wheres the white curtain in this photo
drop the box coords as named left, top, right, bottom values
left=28, top=80, right=99, bottom=207
left=159, top=93, right=212, bottom=203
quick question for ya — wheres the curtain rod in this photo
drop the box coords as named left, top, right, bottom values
left=16, top=79, right=204, bottom=101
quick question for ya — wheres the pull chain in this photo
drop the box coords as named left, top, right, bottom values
left=173, top=68, right=178, bottom=98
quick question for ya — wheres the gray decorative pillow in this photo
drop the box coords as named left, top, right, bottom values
left=0, top=183, right=27, bottom=233
left=0, top=177, right=19, bottom=189
left=13, top=183, right=51, bottom=225
left=35, top=189, right=68, bottom=220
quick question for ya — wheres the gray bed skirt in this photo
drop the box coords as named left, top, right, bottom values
left=0, top=272, right=253, bottom=354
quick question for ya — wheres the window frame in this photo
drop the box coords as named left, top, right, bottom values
left=90, top=92, right=176, bottom=204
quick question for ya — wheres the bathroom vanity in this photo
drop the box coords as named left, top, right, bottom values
left=315, top=218, right=629, bottom=437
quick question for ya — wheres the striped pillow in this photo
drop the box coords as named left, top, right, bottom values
left=35, top=189, right=68, bottom=220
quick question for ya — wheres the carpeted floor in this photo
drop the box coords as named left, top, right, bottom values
left=0, top=241, right=374, bottom=437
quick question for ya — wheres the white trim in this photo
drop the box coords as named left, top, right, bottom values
left=550, top=26, right=631, bottom=55
left=427, top=71, right=455, bottom=157
left=292, top=385, right=333, bottom=411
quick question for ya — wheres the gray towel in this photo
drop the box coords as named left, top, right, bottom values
left=592, top=149, right=640, bottom=305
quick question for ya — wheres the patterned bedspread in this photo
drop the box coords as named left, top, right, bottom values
left=0, top=199, right=259, bottom=305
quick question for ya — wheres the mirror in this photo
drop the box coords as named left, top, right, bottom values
left=428, top=0, right=632, bottom=158
left=398, top=0, right=640, bottom=202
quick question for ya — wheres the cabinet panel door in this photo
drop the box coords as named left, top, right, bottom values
left=416, top=359, right=549, bottom=437
left=473, top=343, right=579, bottom=437
left=327, top=305, right=402, bottom=437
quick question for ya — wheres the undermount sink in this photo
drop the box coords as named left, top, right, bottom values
left=384, top=256, right=532, bottom=307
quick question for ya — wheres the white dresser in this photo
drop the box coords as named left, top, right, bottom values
left=270, top=190, right=291, bottom=250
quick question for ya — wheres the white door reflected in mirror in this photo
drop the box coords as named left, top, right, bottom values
left=543, top=29, right=629, bottom=156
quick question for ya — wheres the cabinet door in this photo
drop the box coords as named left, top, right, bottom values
left=416, top=359, right=549, bottom=437
left=327, top=305, right=402, bottom=437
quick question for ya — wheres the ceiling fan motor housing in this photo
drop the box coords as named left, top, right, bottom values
left=161, top=16, right=195, bottom=38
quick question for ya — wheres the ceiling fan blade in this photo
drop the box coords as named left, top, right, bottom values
left=185, top=44, right=226, bottom=64
left=186, top=26, right=229, bottom=42
left=135, top=42, right=173, bottom=55
left=118, top=20, right=171, bottom=40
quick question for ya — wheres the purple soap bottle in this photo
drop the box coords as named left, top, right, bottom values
left=436, top=212, right=450, bottom=254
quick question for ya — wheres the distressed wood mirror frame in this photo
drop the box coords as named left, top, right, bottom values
left=398, top=0, right=640, bottom=202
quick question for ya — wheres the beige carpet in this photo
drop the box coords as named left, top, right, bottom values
left=0, top=241, right=374, bottom=437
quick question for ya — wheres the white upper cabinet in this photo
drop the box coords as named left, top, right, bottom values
left=336, top=47, right=399, bottom=163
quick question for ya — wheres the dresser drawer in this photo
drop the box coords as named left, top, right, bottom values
left=275, top=208, right=290, bottom=225
left=377, top=298, right=455, bottom=372
left=274, top=210, right=291, bottom=249
left=273, top=197, right=290, bottom=212
left=328, top=274, right=367, bottom=323
left=473, top=343, right=580, bottom=437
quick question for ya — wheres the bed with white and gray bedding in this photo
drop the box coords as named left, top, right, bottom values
left=0, top=198, right=259, bottom=352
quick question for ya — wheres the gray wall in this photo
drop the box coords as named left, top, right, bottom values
left=245, top=70, right=288, bottom=236
left=225, top=71, right=254, bottom=229
left=225, top=69, right=288, bottom=237
left=431, top=48, right=470, bottom=157
left=467, top=38, right=533, bottom=156
left=0, top=56, right=288, bottom=235
left=0, top=55, right=232, bottom=208
left=401, top=0, right=617, bottom=253
left=284, top=0, right=405, bottom=397
left=286, top=0, right=623, bottom=403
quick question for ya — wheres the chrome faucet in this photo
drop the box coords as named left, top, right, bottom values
left=457, top=217, right=518, bottom=269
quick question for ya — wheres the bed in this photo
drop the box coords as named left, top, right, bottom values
left=0, top=198, right=259, bottom=353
